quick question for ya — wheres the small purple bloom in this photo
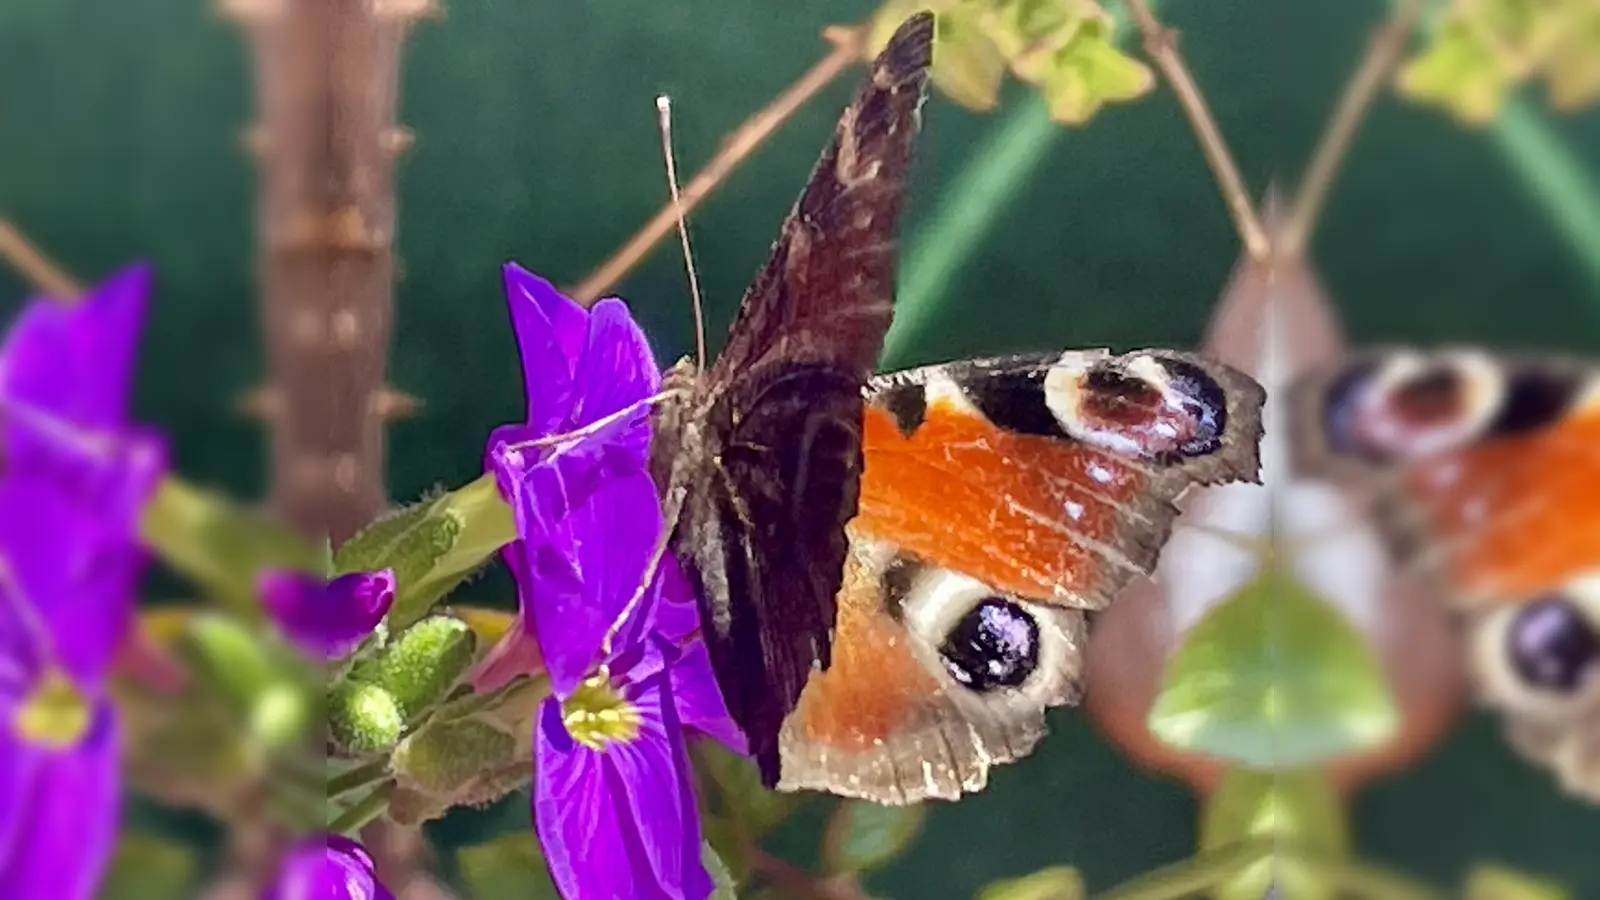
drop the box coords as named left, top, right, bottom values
left=0, top=266, right=166, bottom=899
left=485, top=267, right=743, bottom=899
left=260, top=568, right=396, bottom=659
left=266, top=834, right=393, bottom=900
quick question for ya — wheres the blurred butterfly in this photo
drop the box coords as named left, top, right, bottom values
left=1291, top=349, right=1600, bottom=800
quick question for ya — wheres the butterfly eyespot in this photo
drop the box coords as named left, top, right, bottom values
left=937, top=597, right=1041, bottom=693
left=1043, top=354, right=1227, bottom=462
left=1323, top=352, right=1505, bottom=462
left=1505, top=596, right=1600, bottom=696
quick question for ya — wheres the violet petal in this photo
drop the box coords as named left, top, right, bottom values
left=260, top=569, right=395, bottom=659
left=0, top=703, right=119, bottom=900
left=266, top=833, right=394, bottom=900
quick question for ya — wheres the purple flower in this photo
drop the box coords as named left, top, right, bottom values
left=485, top=266, right=743, bottom=899
left=260, top=568, right=396, bottom=659
left=266, top=834, right=394, bottom=900
left=0, top=266, right=166, bottom=899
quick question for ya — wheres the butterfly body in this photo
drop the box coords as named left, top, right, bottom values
left=777, top=349, right=1266, bottom=803
left=1292, top=348, right=1600, bottom=800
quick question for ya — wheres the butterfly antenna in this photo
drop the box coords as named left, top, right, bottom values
left=657, top=94, right=708, bottom=374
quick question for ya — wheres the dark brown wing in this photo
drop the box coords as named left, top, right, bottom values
left=667, top=12, right=934, bottom=786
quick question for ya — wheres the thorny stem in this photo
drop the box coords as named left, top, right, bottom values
left=1280, top=0, right=1430, bottom=258
left=1120, top=0, right=1272, bottom=261
left=566, top=23, right=867, bottom=305
left=0, top=219, right=82, bottom=301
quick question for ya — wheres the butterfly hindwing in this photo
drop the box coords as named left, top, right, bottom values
left=1290, top=348, right=1600, bottom=799
left=651, top=12, right=935, bottom=787
left=777, top=348, right=1267, bottom=803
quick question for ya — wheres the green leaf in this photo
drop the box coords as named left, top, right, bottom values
left=1199, top=768, right=1346, bottom=900
left=1397, top=18, right=1516, bottom=125
left=931, top=4, right=1009, bottom=111
left=1465, top=865, right=1570, bottom=900
left=1542, top=6, right=1600, bottom=110
left=97, top=831, right=200, bottom=900
left=1021, top=16, right=1153, bottom=125
left=1146, top=563, right=1398, bottom=770
left=694, top=739, right=802, bottom=835
left=819, top=799, right=926, bottom=875
left=137, top=476, right=323, bottom=618
left=456, top=831, right=559, bottom=900
left=976, top=866, right=1085, bottom=900
left=337, top=474, right=517, bottom=628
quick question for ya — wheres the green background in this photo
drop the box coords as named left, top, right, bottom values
left=3, top=0, right=1599, bottom=895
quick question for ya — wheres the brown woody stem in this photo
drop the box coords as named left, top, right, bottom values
left=0, top=218, right=82, bottom=301
left=1122, top=0, right=1272, bottom=261
left=566, top=24, right=865, bottom=305
left=1280, top=0, right=1429, bottom=258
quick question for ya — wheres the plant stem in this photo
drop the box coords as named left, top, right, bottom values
left=567, top=24, right=866, bottom=305
left=327, top=757, right=392, bottom=800
left=0, top=218, right=82, bottom=300
left=1280, top=0, right=1429, bottom=258
left=328, top=780, right=397, bottom=836
left=1121, top=0, right=1271, bottom=261
left=1095, top=839, right=1274, bottom=900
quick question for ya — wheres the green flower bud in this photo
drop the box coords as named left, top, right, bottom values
left=329, top=680, right=404, bottom=754
left=176, top=612, right=308, bottom=746
left=364, top=615, right=477, bottom=719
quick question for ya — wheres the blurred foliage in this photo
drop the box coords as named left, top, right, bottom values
left=1199, top=768, right=1347, bottom=900
left=1147, top=563, right=1398, bottom=770
left=1464, top=864, right=1572, bottom=900
left=866, top=0, right=1154, bottom=123
left=819, top=800, right=927, bottom=876
left=453, top=829, right=737, bottom=899
left=97, top=831, right=201, bottom=900
left=977, top=866, right=1087, bottom=900
left=1398, top=0, right=1600, bottom=124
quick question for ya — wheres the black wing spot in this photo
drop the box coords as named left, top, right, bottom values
left=877, top=382, right=928, bottom=436
left=965, top=369, right=1067, bottom=439
left=939, top=597, right=1041, bottom=692
left=1487, top=366, right=1585, bottom=438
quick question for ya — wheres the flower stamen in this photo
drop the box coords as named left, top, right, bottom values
left=13, top=666, right=91, bottom=749
left=560, top=673, right=642, bottom=751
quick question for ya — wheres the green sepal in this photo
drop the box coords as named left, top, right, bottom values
left=137, top=476, right=324, bottom=619
left=976, top=866, right=1086, bottom=900
left=1146, top=562, right=1398, bottom=770
left=335, top=473, right=516, bottom=628
left=819, top=799, right=926, bottom=876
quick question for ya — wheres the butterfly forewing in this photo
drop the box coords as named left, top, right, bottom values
left=651, top=12, right=935, bottom=787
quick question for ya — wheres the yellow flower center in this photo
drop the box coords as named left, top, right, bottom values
left=560, top=673, right=642, bottom=750
left=13, top=667, right=92, bottom=750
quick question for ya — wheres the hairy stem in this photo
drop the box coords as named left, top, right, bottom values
left=1121, top=0, right=1271, bottom=261
left=0, top=218, right=82, bottom=300
left=566, top=23, right=866, bottom=305
left=1280, top=0, right=1429, bottom=258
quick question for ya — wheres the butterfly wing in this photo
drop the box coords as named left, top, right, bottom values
left=778, top=348, right=1267, bottom=802
left=656, top=12, right=934, bottom=787
left=1290, top=349, right=1600, bottom=799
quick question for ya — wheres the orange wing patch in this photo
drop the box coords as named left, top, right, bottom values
left=853, top=399, right=1165, bottom=604
left=1410, top=406, right=1600, bottom=601
left=787, top=544, right=939, bottom=751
